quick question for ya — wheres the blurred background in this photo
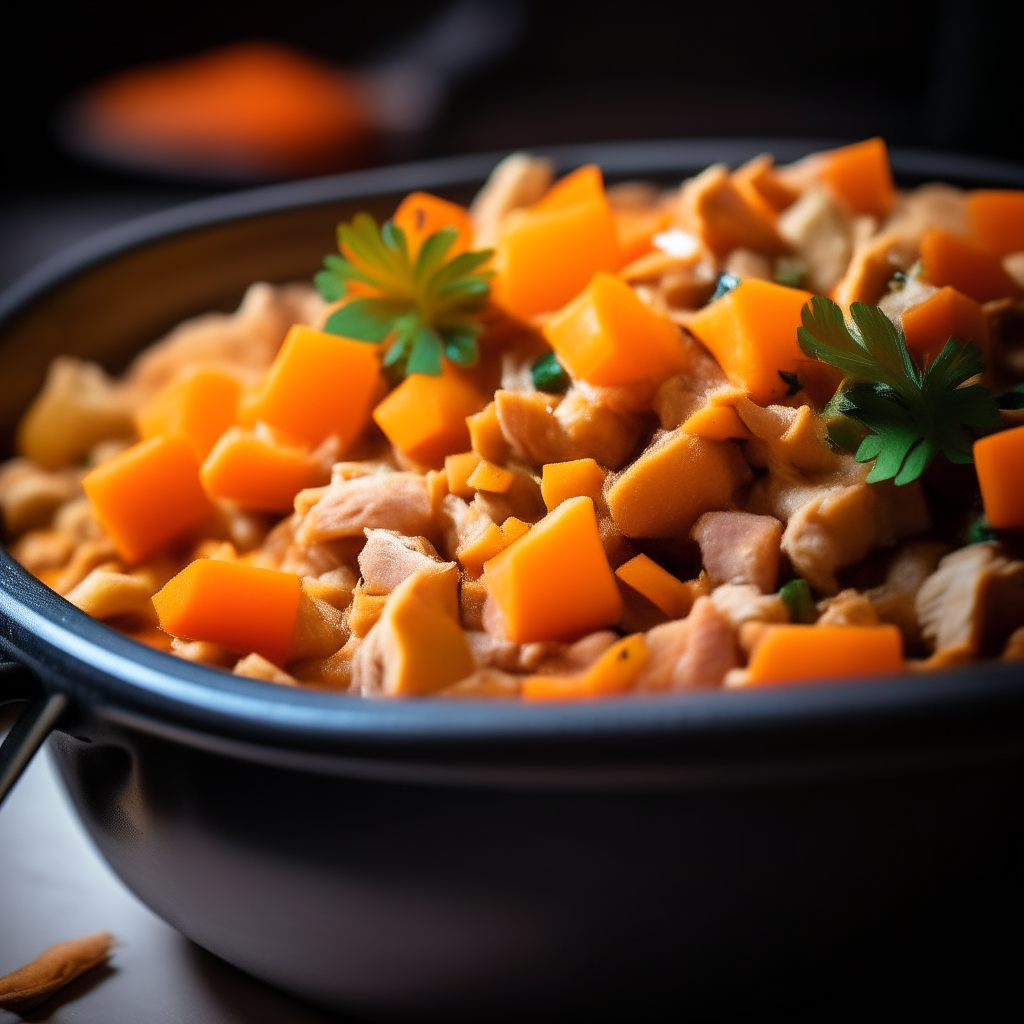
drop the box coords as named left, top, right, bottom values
left=0, top=0, right=1018, bottom=291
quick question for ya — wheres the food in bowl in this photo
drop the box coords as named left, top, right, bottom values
left=3, top=138, right=1024, bottom=698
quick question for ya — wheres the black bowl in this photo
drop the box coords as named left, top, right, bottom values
left=2, top=141, right=1024, bottom=1021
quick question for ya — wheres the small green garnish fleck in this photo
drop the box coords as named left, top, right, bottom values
left=779, top=370, right=802, bottom=397
left=779, top=578, right=816, bottom=623
left=314, top=213, right=494, bottom=378
left=532, top=351, right=570, bottom=393
left=709, top=272, right=741, bottom=303
left=965, top=514, right=999, bottom=545
left=796, top=295, right=1001, bottom=485
left=774, top=257, right=806, bottom=288
left=887, top=270, right=908, bottom=293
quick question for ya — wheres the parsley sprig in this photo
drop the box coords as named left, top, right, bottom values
left=797, top=295, right=1000, bottom=485
left=314, top=214, right=494, bottom=377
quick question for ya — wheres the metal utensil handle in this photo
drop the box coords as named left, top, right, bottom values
left=0, top=659, right=67, bottom=806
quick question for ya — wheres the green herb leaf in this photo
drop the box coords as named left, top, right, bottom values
left=532, top=351, right=570, bottom=393
left=779, top=578, right=816, bottom=623
left=319, top=213, right=493, bottom=377
left=997, top=383, right=1024, bottom=410
left=796, top=296, right=1001, bottom=484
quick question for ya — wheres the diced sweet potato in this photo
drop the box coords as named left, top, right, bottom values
left=920, top=228, right=1017, bottom=303
left=615, top=207, right=673, bottom=263
left=540, top=457, right=607, bottom=511
left=467, top=401, right=509, bottom=463
left=521, top=633, right=648, bottom=700
left=606, top=430, right=743, bottom=538
left=494, top=197, right=622, bottom=320
left=544, top=272, right=687, bottom=386
left=82, top=435, right=212, bottom=564
left=136, top=367, right=241, bottom=461
left=242, top=324, right=383, bottom=449
left=900, top=286, right=988, bottom=360
left=153, top=558, right=302, bottom=665
left=614, top=554, right=693, bottom=618
left=373, top=365, right=486, bottom=468
left=732, top=153, right=800, bottom=213
left=743, top=624, right=904, bottom=685
left=974, top=424, right=1024, bottom=529
left=444, top=451, right=480, bottom=499
left=818, top=137, right=895, bottom=219
left=200, top=427, right=327, bottom=512
left=533, top=164, right=606, bottom=213
left=457, top=520, right=507, bottom=576
left=679, top=402, right=749, bottom=441
left=392, top=191, right=474, bottom=257
left=687, top=278, right=814, bottom=404
left=466, top=459, right=515, bottom=493
left=967, top=190, right=1024, bottom=257
left=484, top=496, right=622, bottom=642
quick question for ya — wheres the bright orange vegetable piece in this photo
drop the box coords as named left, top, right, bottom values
left=484, top=496, right=622, bottom=643
left=499, top=517, right=530, bottom=544
left=606, top=431, right=739, bottom=539
left=744, top=624, right=904, bottom=685
left=494, top=199, right=622, bottom=320
left=615, top=553, right=693, bottom=618
left=392, top=191, right=474, bottom=258
left=540, top=458, right=606, bottom=511
left=82, top=435, right=212, bottom=564
left=136, top=368, right=241, bottom=461
left=444, top=451, right=481, bottom=498
left=680, top=403, right=750, bottom=441
left=919, top=228, right=1017, bottom=303
left=900, top=286, right=987, bottom=359
left=153, top=558, right=301, bottom=665
left=242, top=324, right=383, bottom=449
left=974, top=424, right=1024, bottom=530
left=456, top=521, right=507, bottom=576
left=373, top=365, right=486, bottom=468
left=200, top=427, right=326, bottom=512
left=544, top=271, right=686, bottom=386
left=687, top=278, right=814, bottom=404
left=522, top=634, right=649, bottom=701
left=466, top=459, right=514, bottom=493
left=533, top=164, right=605, bottom=213
left=967, top=190, right=1024, bottom=257
left=818, top=137, right=896, bottom=219
left=615, top=207, right=674, bottom=263
left=467, top=401, right=508, bottom=462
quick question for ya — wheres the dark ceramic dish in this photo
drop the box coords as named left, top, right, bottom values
left=2, top=141, right=1024, bottom=1021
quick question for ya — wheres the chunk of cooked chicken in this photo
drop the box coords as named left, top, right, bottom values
left=296, top=472, right=436, bottom=546
left=0, top=459, right=82, bottom=537
left=832, top=229, right=919, bottom=308
left=916, top=543, right=1024, bottom=660
left=776, top=189, right=853, bottom=294
left=357, top=529, right=450, bottom=595
left=469, top=153, right=555, bottom=249
left=691, top=511, right=783, bottom=593
left=865, top=541, right=950, bottom=651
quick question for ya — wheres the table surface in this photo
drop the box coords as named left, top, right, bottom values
left=0, top=194, right=350, bottom=1022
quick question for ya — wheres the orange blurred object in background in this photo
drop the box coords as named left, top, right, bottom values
left=69, top=42, right=375, bottom=179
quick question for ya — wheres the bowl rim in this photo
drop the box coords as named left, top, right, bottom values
left=2, top=137, right=1024, bottom=756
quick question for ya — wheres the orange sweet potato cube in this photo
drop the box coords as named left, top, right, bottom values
left=153, top=558, right=301, bottom=665
left=540, top=458, right=607, bottom=511
left=200, top=427, right=327, bottom=512
left=974, top=424, right=1024, bottom=530
left=920, top=228, right=1017, bottom=304
left=392, top=191, right=474, bottom=257
left=819, top=137, right=896, bottom=219
left=743, top=624, right=904, bottom=685
left=615, top=553, right=693, bottom=618
left=243, top=324, right=383, bottom=449
left=901, top=286, right=987, bottom=360
left=533, top=164, right=606, bottom=213
left=483, top=496, right=622, bottom=642
left=494, top=198, right=622, bottom=320
left=373, top=365, right=486, bottom=468
left=136, top=367, right=241, bottom=461
left=544, top=272, right=687, bottom=386
left=687, top=278, right=813, bottom=405
left=967, top=190, right=1024, bottom=257
left=82, top=435, right=213, bottom=564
